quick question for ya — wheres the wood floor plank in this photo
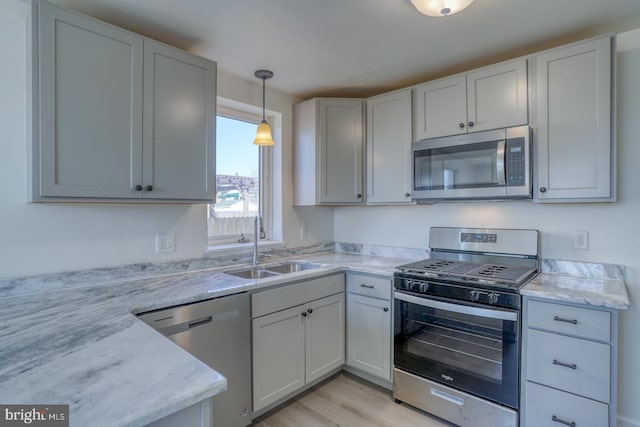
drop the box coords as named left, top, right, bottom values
left=251, top=373, right=454, bottom=427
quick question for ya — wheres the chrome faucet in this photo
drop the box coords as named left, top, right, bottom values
left=252, top=215, right=259, bottom=266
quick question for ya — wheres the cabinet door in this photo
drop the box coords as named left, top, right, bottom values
left=305, top=293, right=345, bottom=383
left=414, top=75, right=467, bottom=140
left=467, top=58, right=528, bottom=132
left=535, top=37, right=612, bottom=201
left=346, top=294, right=391, bottom=381
left=318, top=100, right=364, bottom=203
left=366, top=90, right=413, bottom=204
left=142, top=40, right=216, bottom=201
left=36, top=1, right=143, bottom=198
left=252, top=305, right=306, bottom=412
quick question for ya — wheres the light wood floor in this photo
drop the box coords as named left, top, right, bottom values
left=251, top=373, right=455, bottom=427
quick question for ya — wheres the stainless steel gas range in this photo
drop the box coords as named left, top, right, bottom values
left=393, top=227, right=540, bottom=427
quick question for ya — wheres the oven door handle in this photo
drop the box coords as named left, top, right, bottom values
left=394, top=291, right=518, bottom=322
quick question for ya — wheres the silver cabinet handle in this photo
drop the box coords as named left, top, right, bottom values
left=552, top=415, right=576, bottom=427
left=553, top=359, right=577, bottom=370
left=360, top=284, right=374, bottom=289
left=554, top=316, right=578, bottom=325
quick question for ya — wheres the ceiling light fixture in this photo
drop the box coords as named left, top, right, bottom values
left=253, top=69, right=275, bottom=146
left=410, top=0, right=475, bottom=17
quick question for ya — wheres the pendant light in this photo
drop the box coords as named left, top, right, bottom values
left=253, top=69, right=275, bottom=146
left=410, top=0, right=475, bottom=17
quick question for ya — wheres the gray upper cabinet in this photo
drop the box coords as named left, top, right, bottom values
left=293, top=98, right=365, bottom=205
left=414, top=58, right=528, bottom=140
left=534, top=36, right=614, bottom=202
left=30, top=1, right=216, bottom=203
left=366, top=89, right=413, bottom=204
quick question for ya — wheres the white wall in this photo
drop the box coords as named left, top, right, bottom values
left=0, top=0, right=333, bottom=278
left=334, top=28, right=640, bottom=426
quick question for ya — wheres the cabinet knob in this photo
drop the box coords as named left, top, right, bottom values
left=459, top=122, right=465, bottom=129
left=540, top=187, right=547, bottom=193
left=468, top=121, right=474, bottom=127
left=356, top=194, right=362, bottom=199
left=134, top=185, right=143, bottom=191
left=301, top=312, right=307, bottom=317
left=383, top=307, right=389, bottom=312
left=404, top=193, right=410, bottom=198
left=307, top=308, right=313, bottom=314
left=145, top=185, right=153, bottom=191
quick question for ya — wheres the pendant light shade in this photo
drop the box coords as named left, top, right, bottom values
left=410, top=0, right=475, bottom=17
left=253, top=69, right=275, bottom=146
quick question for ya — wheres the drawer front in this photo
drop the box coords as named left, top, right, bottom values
left=252, top=274, right=345, bottom=318
left=347, top=274, right=391, bottom=300
left=527, top=299, right=610, bottom=342
left=526, top=329, right=610, bottom=402
left=525, top=381, right=609, bottom=427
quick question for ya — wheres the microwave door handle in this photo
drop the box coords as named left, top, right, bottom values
left=497, top=140, right=506, bottom=186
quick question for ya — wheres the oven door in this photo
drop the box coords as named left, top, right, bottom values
left=394, top=290, right=520, bottom=409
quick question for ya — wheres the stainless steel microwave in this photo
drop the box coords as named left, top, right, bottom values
left=412, top=126, right=531, bottom=202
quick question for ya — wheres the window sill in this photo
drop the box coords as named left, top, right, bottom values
left=206, top=240, right=285, bottom=257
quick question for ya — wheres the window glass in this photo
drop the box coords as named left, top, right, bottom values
left=208, top=115, right=261, bottom=243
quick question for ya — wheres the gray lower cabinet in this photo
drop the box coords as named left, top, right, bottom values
left=534, top=36, right=614, bottom=202
left=146, top=400, right=211, bottom=427
left=251, top=274, right=345, bottom=414
left=30, top=1, right=216, bottom=202
left=346, top=273, right=392, bottom=384
left=521, top=297, right=618, bottom=427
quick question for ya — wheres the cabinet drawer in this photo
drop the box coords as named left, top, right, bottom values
left=252, top=274, right=345, bottom=318
left=527, top=299, right=610, bottom=342
left=525, top=381, right=609, bottom=427
left=526, top=329, right=610, bottom=403
left=347, top=274, right=392, bottom=300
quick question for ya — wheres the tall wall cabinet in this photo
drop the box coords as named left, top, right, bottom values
left=30, top=1, right=216, bottom=203
left=534, top=36, right=615, bottom=202
left=293, top=98, right=364, bottom=205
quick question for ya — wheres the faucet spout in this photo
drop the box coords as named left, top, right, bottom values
left=253, top=215, right=259, bottom=266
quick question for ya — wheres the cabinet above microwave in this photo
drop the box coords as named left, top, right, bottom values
left=412, top=126, right=531, bottom=202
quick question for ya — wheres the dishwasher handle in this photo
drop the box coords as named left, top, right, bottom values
left=155, top=309, right=239, bottom=338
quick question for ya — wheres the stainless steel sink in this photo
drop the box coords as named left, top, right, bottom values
left=223, top=261, right=321, bottom=279
left=225, top=269, right=280, bottom=279
left=265, top=262, right=318, bottom=274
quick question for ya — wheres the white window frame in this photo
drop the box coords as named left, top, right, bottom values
left=208, top=101, right=274, bottom=247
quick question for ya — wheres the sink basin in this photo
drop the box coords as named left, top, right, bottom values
left=265, top=262, right=319, bottom=274
left=223, top=261, right=321, bottom=279
left=225, top=269, right=279, bottom=279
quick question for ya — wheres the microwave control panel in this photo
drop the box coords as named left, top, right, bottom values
left=506, top=137, right=526, bottom=186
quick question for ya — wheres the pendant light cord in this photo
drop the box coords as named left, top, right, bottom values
left=261, top=77, right=266, bottom=122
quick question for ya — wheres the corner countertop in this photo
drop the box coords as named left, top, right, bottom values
left=520, top=259, right=630, bottom=310
left=0, top=252, right=409, bottom=427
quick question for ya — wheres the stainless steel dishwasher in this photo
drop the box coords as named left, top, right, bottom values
left=138, top=292, right=251, bottom=427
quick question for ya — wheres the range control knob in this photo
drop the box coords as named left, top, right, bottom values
left=412, top=281, right=423, bottom=293
left=404, top=279, right=414, bottom=290
left=488, top=292, right=500, bottom=305
left=470, top=290, right=481, bottom=302
left=419, top=282, right=430, bottom=293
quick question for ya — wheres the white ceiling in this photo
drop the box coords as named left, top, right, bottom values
left=50, top=0, right=640, bottom=98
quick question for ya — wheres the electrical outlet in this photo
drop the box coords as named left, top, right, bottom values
left=573, top=230, right=589, bottom=250
left=156, top=233, right=176, bottom=253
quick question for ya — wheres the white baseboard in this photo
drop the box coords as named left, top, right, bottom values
left=618, top=415, right=640, bottom=427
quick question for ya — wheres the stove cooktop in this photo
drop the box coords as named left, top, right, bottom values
left=396, top=258, right=537, bottom=288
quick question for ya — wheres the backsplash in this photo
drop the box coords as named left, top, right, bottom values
left=542, top=259, right=625, bottom=280
left=336, top=242, right=429, bottom=260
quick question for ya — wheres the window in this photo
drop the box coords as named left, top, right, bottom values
left=208, top=106, right=272, bottom=245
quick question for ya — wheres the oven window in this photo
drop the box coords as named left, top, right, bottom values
left=394, top=295, right=519, bottom=408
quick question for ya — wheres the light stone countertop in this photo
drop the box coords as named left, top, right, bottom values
left=520, top=259, right=630, bottom=310
left=0, top=252, right=409, bottom=427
